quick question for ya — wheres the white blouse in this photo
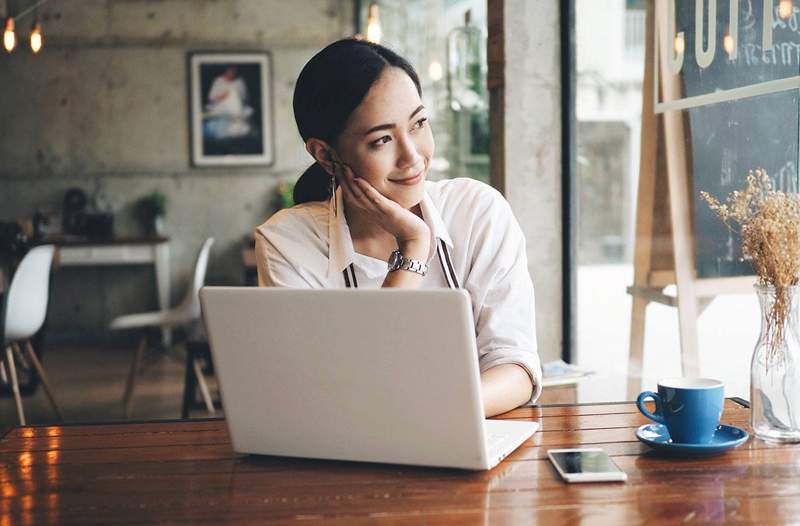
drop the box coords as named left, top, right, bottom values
left=255, top=177, right=542, bottom=405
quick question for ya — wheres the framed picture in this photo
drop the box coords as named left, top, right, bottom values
left=189, top=52, right=274, bottom=166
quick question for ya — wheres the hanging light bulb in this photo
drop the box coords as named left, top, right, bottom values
left=366, top=3, right=382, bottom=44
left=780, top=0, right=793, bottom=20
left=29, top=19, right=42, bottom=53
left=428, top=60, right=443, bottom=82
left=723, top=33, right=735, bottom=56
left=3, top=17, right=16, bottom=53
left=673, top=33, right=685, bottom=55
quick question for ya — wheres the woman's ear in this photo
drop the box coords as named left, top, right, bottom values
left=306, top=139, right=337, bottom=176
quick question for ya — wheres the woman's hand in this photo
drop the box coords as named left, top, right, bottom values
left=333, top=161, right=430, bottom=258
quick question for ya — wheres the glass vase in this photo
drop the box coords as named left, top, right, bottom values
left=751, top=284, right=800, bottom=442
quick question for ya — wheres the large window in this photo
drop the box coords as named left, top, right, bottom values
left=574, top=0, right=753, bottom=399
left=357, top=0, right=489, bottom=183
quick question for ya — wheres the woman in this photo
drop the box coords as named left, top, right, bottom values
left=255, top=39, right=541, bottom=416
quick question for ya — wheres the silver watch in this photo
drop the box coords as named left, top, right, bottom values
left=387, top=249, right=428, bottom=276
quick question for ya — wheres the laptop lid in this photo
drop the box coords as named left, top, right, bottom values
left=200, top=287, right=489, bottom=469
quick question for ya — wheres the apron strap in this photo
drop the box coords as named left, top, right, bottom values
left=436, top=240, right=460, bottom=289
left=343, top=264, right=358, bottom=288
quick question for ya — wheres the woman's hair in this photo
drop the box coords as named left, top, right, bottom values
left=292, top=38, right=422, bottom=205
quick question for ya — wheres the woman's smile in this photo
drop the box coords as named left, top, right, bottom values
left=389, top=167, right=425, bottom=186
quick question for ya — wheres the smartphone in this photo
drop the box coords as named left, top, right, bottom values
left=547, top=448, right=627, bottom=483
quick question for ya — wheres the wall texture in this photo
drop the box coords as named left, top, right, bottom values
left=490, top=0, right=563, bottom=363
left=0, top=0, right=354, bottom=336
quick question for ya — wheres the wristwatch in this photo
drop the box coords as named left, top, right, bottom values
left=387, top=249, right=428, bottom=276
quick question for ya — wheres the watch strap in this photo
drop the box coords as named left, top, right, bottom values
left=388, top=249, right=428, bottom=276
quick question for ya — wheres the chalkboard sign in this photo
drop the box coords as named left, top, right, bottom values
left=666, top=1, right=800, bottom=278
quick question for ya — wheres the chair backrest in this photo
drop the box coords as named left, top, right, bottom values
left=3, top=244, right=56, bottom=344
left=176, top=238, right=214, bottom=320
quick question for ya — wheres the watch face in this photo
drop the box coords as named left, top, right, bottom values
left=388, top=250, right=402, bottom=270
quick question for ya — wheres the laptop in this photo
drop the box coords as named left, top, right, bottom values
left=199, top=287, right=538, bottom=470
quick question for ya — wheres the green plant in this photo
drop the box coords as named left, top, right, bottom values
left=136, top=191, right=168, bottom=219
left=274, top=181, right=295, bottom=210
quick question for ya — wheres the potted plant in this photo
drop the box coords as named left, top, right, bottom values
left=136, top=191, right=168, bottom=236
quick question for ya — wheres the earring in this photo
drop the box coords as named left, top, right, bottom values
left=330, top=174, right=338, bottom=217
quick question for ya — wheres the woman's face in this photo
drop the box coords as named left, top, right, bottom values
left=335, top=67, right=434, bottom=210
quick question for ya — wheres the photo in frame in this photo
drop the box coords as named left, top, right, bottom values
left=189, top=52, right=273, bottom=166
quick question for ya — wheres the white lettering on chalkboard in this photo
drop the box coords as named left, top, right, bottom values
left=743, top=42, right=800, bottom=65
left=696, top=0, right=717, bottom=68
left=668, top=0, right=686, bottom=73
left=764, top=0, right=774, bottom=49
left=724, top=231, right=735, bottom=262
left=774, top=160, right=798, bottom=192
left=727, top=0, right=739, bottom=59
left=664, top=0, right=776, bottom=70
left=721, top=147, right=735, bottom=186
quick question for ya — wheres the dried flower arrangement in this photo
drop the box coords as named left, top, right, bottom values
left=700, top=169, right=800, bottom=359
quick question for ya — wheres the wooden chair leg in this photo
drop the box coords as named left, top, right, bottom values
left=123, top=335, right=147, bottom=418
left=4, top=346, right=26, bottom=426
left=21, top=341, right=64, bottom=420
left=12, top=344, right=29, bottom=371
left=0, top=358, right=7, bottom=384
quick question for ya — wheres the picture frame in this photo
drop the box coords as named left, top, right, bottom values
left=188, top=51, right=274, bottom=167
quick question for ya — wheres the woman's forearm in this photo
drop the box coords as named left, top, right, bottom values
left=481, top=363, right=533, bottom=417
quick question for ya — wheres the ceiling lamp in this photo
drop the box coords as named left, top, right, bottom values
left=3, top=0, right=49, bottom=54
left=780, top=0, right=793, bottom=20
left=29, top=18, right=42, bottom=53
left=3, top=17, right=15, bottom=53
left=366, top=3, right=382, bottom=44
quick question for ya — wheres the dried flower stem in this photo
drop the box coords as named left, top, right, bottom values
left=701, top=169, right=800, bottom=361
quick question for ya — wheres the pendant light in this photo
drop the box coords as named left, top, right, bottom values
left=29, top=18, right=42, bottom=53
left=779, top=0, right=793, bottom=20
left=3, top=17, right=15, bottom=53
left=366, top=3, right=382, bottom=44
left=2, top=0, right=50, bottom=54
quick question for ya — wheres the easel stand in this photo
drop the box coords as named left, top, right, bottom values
left=626, top=1, right=753, bottom=397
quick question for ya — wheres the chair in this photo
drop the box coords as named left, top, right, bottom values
left=110, top=238, right=214, bottom=417
left=1, top=245, right=63, bottom=425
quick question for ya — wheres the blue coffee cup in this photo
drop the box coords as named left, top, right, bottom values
left=636, top=378, right=724, bottom=444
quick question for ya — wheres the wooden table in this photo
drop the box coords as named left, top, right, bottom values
left=1, top=399, right=798, bottom=525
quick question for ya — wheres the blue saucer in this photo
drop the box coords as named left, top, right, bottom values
left=635, top=423, right=749, bottom=456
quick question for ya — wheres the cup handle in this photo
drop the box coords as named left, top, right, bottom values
left=636, top=391, right=665, bottom=424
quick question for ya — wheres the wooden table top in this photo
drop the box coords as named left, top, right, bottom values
left=1, top=398, right=797, bottom=525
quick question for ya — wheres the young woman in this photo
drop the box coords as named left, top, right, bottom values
left=255, top=39, right=541, bottom=416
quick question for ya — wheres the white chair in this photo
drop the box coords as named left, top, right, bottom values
left=1, top=245, right=63, bottom=425
left=110, top=238, right=214, bottom=417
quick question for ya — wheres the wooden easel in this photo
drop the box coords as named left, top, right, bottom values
left=626, top=0, right=754, bottom=397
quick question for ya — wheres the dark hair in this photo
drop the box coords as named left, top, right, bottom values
left=292, top=39, right=422, bottom=204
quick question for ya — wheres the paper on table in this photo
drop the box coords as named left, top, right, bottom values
left=542, top=360, right=594, bottom=387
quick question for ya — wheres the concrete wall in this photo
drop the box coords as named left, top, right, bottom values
left=0, top=0, right=354, bottom=337
left=490, top=0, right=563, bottom=363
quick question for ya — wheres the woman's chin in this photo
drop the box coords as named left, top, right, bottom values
left=389, top=184, right=425, bottom=210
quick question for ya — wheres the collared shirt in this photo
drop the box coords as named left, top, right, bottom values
left=255, top=177, right=542, bottom=405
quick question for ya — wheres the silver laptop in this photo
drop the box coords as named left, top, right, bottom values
left=199, top=287, right=538, bottom=470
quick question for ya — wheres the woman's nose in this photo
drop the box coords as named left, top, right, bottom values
left=396, top=136, right=423, bottom=170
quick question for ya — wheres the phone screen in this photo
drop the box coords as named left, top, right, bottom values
left=550, top=450, right=622, bottom=474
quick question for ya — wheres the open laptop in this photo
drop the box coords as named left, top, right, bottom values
left=199, top=287, right=538, bottom=470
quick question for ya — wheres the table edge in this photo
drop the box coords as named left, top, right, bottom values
left=1, top=397, right=750, bottom=438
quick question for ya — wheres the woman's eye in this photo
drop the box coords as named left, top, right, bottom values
left=412, top=117, right=428, bottom=130
left=371, top=135, right=392, bottom=148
